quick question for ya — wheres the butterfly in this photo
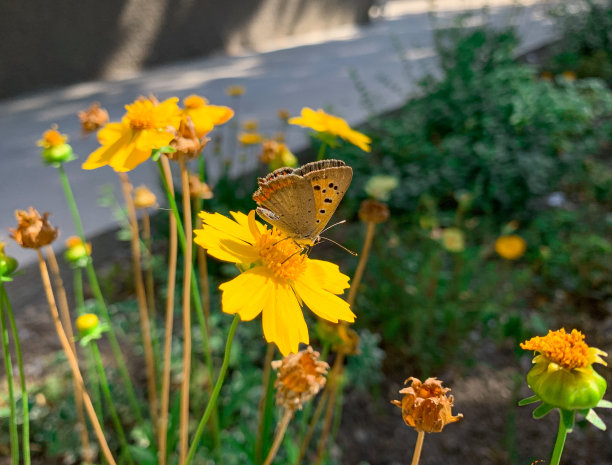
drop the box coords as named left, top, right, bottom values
left=252, top=159, right=353, bottom=244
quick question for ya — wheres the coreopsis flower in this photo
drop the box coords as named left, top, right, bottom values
left=226, top=85, right=246, bottom=97
left=242, top=119, right=259, bottom=132
left=289, top=107, right=371, bottom=152
left=38, top=127, right=75, bottom=165
left=495, top=235, right=526, bottom=260
left=194, top=211, right=355, bottom=355
left=9, top=207, right=58, bottom=249
left=358, top=199, right=390, bottom=224
left=82, top=97, right=182, bottom=172
left=272, top=346, right=329, bottom=411
left=520, top=329, right=608, bottom=411
left=182, top=95, right=234, bottom=139
left=364, top=174, right=398, bottom=201
left=133, top=185, right=157, bottom=209
left=259, top=139, right=297, bottom=171
left=238, top=132, right=263, bottom=145
left=78, top=102, right=109, bottom=133
left=64, top=236, right=91, bottom=268
left=188, top=173, right=214, bottom=200
left=0, top=242, right=18, bottom=280
left=391, top=377, right=463, bottom=433
left=441, top=228, right=465, bottom=253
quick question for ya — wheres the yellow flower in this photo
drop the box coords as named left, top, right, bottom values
left=38, top=128, right=68, bottom=148
left=226, top=85, right=246, bottom=97
left=194, top=211, right=355, bottom=355
left=521, top=329, right=608, bottom=410
left=441, top=228, right=465, bottom=253
left=238, top=132, right=263, bottom=145
left=182, top=94, right=234, bottom=139
left=82, top=97, right=182, bottom=172
left=76, top=313, right=100, bottom=334
left=495, top=234, right=526, bottom=260
left=289, top=107, right=371, bottom=152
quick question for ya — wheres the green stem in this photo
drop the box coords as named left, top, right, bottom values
left=56, top=164, right=143, bottom=422
left=550, top=411, right=569, bottom=465
left=317, top=142, right=327, bottom=161
left=1, top=284, right=30, bottom=465
left=0, top=286, right=19, bottom=465
left=91, top=342, right=135, bottom=465
left=184, top=315, right=240, bottom=465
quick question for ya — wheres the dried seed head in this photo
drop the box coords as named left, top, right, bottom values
left=78, top=102, right=109, bottom=133
left=391, top=377, right=463, bottom=433
left=272, top=346, right=329, bottom=411
left=9, top=207, right=58, bottom=249
left=168, top=118, right=210, bottom=160
left=358, top=199, right=390, bottom=224
left=188, top=173, right=214, bottom=200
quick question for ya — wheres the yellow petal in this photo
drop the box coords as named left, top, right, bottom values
left=198, top=211, right=255, bottom=244
left=82, top=126, right=132, bottom=170
left=194, top=228, right=259, bottom=263
left=135, top=129, right=174, bottom=152
left=219, top=267, right=271, bottom=320
left=262, top=281, right=309, bottom=355
left=303, top=259, right=350, bottom=294
left=293, top=277, right=355, bottom=324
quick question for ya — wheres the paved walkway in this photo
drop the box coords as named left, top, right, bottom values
left=0, top=0, right=555, bottom=264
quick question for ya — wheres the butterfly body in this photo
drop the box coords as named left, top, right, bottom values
left=253, top=159, right=353, bottom=243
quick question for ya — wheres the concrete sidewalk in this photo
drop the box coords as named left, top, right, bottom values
left=0, top=0, right=555, bottom=265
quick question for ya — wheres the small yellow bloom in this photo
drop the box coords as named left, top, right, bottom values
left=562, top=70, right=577, bottom=82
left=289, top=107, right=371, bottom=152
left=38, top=127, right=74, bottom=164
left=226, top=85, right=246, bottom=97
left=495, top=234, right=526, bottom=260
left=521, top=329, right=608, bottom=410
left=133, top=185, right=157, bottom=209
left=65, top=236, right=92, bottom=266
left=194, top=211, right=355, bottom=355
left=441, top=228, right=465, bottom=253
left=242, top=119, right=259, bottom=132
left=82, top=97, right=182, bottom=172
left=238, top=132, right=263, bottom=146
left=182, top=94, right=234, bottom=139
left=38, top=128, right=68, bottom=148
left=76, top=313, right=100, bottom=334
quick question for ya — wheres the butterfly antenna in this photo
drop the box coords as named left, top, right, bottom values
left=319, top=236, right=358, bottom=256
left=320, top=219, right=347, bottom=235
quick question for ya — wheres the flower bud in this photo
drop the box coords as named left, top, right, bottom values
left=64, top=236, right=91, bottom=267
left=0, top=243, right=18, bottom=278
left=76, top=313, right=100, bottom=335
left=38, top=128, right=74, bottom=165
left=133, top=186, right=157, bottom=209
left=521, top=329, right=608, bottom=411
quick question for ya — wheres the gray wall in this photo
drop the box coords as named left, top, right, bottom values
left=1, top=0, right=372, bottom=99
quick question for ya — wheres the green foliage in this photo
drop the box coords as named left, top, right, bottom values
left=339, top=26, right=612, bottom=220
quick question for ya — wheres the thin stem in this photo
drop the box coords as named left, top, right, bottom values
left=36, top=249, right=117, bottom=465
left=0, top=284, right=30, bottom=465
left=158, top=158, right=178, bottom=465
left=317, top=142, right=328, bottom=161
left=56, top=164, right=143, bottom=421
left=119, top=172, right=159, bottom=433
left=178, top=155, right=193, bottom=465
left=411, top=431, right=425, bottom=465
left=296, top=388, right=330, bottom=465
left=314, top=351, right=345, bottom=465
left=255, top=343, right=276, bottom=464
left=45, top=247, right=92, bottom=464
left=157, top=157, right=219, bottom=446
left=184, top=315, right=240, bottom=465
left=0, top=288, right=19, bottom=465
left=91, top=342, right=135, bottom=465
left=550, top=411, right=569, bottom=465
left=142, top=210, right=161, bottom=380
left=263, top=409, right=294, bottom=465
left=346, top=221, right=376, bottom=308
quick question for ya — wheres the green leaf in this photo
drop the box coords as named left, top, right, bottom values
left=585, top=409, right=607, bottom=431
left=533, top=402, right=555, bottom=419
left=128, top=445, right=157, bottom=465
left=518, top=395, right=540, bottom=406
left=596, top=399, right=612, bottom=409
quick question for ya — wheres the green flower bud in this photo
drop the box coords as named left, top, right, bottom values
left=38, top=128, right=76, bottom=165
left=0, top=243, right=18, bottom=278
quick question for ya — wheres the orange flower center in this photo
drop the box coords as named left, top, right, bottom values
left=521, top=329, right=590, bottom=369
left=125, top=100, right=157, bottom=130
left=42, top=129, right=66, bottom=147
left=257, top=229, right=307, bottom=281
